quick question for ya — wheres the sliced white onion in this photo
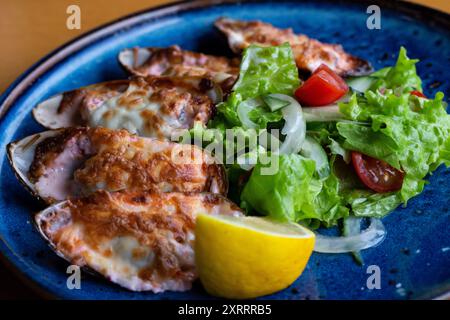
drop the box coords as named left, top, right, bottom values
left=343, top=217, right=365, bottom=263
left=344, top=217, right=362, bottom=237
left=268, top=94, right=306, bottom=155
left=314, top=218, right=386, bottom=253
left=303, top=104, right=344, bottom=122
left=237, top=97, right=262, bottom=129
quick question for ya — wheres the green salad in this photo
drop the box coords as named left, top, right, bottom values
left=190, top=43, right=449, bottom=258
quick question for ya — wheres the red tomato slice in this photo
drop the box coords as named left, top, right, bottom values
left=351, top=152, right=404, bottom=193
left=410, top=90, right=426, bottom=98
left=295, top=64, right=348, bottom=106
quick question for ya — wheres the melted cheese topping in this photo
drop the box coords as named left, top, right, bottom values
left=36, top=190, right=243, bottom=292
left=30, top=127, right=227, bottom=203
left=82, top=77, right=214, bottom=140
left=87, top=83, right=160, bottom=134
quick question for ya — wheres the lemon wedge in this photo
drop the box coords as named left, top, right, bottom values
left=195, top=214, right=315, bottom=299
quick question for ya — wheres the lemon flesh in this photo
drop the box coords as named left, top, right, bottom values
left=195, top=214, right=315, bottom=299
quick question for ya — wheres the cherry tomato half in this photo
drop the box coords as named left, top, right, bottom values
left=295, top=64, right=348, bottom=106
left=410, top=90, right=426, bottom=98
left=351, top=152, right=404, bottom=193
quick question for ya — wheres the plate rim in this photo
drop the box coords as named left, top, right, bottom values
left=0, top=0, right=449, bottom=299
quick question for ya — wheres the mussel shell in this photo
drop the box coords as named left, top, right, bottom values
left=32, top=95, right=82, bottom=129
left=7, top=130, right=62, bottom=202
left=34, top=201, right=75, bottom=260
left=118, top=47, right=152, bottom=76
left=33, top=200, right=125, bottom=281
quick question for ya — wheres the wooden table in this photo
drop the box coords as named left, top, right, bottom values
left=0, top=0, right=448, bottom=299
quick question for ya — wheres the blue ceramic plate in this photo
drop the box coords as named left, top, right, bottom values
left=0, top=0, right=449, bottom=300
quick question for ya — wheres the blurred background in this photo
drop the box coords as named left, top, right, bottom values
left=0, top=0, right=448, bottom=299
left=0, top=0, right=449, bottom=92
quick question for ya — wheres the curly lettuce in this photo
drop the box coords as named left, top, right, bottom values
left=338, top=47, right=450, bottom=203
left=369, top=46, right=422, bottom=94
left=215, top=43, right=300, bottom=128
left=241, top=154, right=348, bottom=226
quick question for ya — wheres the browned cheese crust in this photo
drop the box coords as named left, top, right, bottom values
left=36, top=190, right=243, bottom=292
left=125, top=46, right=240, bottom=91
left=215, top=18, right=372, bottom=76
left=29, top=127, right=227, bottom=199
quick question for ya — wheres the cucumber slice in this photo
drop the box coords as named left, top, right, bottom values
left=346, top=76, right=375, bottom=93
left=262, top=94, right=290, bottom=111
left=300, top=135, right=330, bottom=179
left=303, top=105, right=343, bottom=122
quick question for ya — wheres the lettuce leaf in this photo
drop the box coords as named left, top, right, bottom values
left=216, top=43, right=300, bottom=128
left=329, top=138, right=351, bottom=163
left=300, top=172, right=349, bottom=226
left=241, top=154, right=348, bottom=226
left=344, top=190, right=402, bottom=218
left=241, top=154, right=315, bottom=221
left=248, top=106, right=283, bottom=128
left=369, top=46, right=422, bottom=93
